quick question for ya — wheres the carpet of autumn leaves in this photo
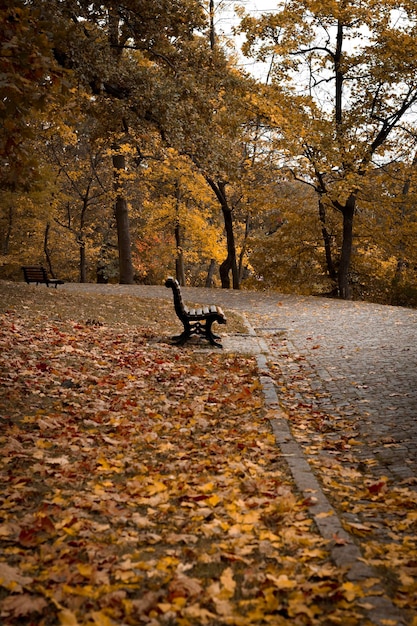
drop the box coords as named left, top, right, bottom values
left=0, top=283, right=409, bottom=625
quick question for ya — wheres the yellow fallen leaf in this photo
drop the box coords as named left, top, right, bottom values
left=266, top=573, right=297, bottom=589
left=58, top=609, right=80, bottom=626
left=220, top=567, right=236, bottom=599
left=147, top=480, right=167, bottom=495
left=200, top=482, right=215, bottom=493
left=207, top=494, right=221, bottom=507
left=300, top=548, right=327, bottom=559
left=62, top=584, right=97, bottom=599
left=398, top=571, right=415, bottom=587
left=315, top=510, right=334, bottom=518
left=183, top=604, right=216, bottom=624
left=36, top=438, right=53, bottom=449
left=91, top=611, right=116, bottom=626
left=287, top=592, right=318, bottom=619
left=76, top=563, right=93, bottom=578
left=156, top=556, right=179, bottom=572
left=345, top=521, right=373, bottom=533
left=261, top=587, right=281, bottom=612
left=172, top=596, right=187, bottom=608
left=97, top=457, right=111, bottom=471
left=341, top=581, right=364, bottom=602
left=240, top=510, right=260, bottom=524
left=258, top=530, right=281, bottom=543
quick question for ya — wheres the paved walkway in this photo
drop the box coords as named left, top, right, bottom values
left=62, top=283, right=417, bottom=624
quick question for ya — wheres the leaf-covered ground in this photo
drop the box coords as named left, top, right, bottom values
left=0, top=283, right=412, bottom=625
left=268, top=352, right=417, bottom=623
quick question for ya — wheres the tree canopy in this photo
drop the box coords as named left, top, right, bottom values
left=1, top=0, right=417, bottom=304
left=238, top=0, right=417, bottom=299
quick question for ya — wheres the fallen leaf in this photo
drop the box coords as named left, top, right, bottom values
left=0, top=594, right=47, bottom=617
left=58, top=609, right=80, bottom=626
left=169, top=574, right=203, bottom=599
left=266, top=573, right=297, bottom=589
left=0, top=562, right=33, bottom=592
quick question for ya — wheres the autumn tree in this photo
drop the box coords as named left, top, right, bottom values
left=18, top=0, right=209, bottom=283
left=161, top=42, right=262, bottom=289
left=134, top=149, right=224, bottom=285
left=1, top=0, right=264, bottom=288
left=246, top=177, right=331, bottom=293
left=353, top=153, right=417, bottom=304
left=0, top=0, right=63, bottom=193
left=0, top=0, right=66, bottom=271
left=239, top=0, right=417, bottom=299
left=45, top=125, right=113, bottom=283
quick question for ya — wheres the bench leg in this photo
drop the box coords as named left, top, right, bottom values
left=205, top=319, right=223, bottom=348
left=171, top=331, right=190, bottom=346
left=171, top=320, right=192, bottom=345
left=170, top=319, right=222, bottom=348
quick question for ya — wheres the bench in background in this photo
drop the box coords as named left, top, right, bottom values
left=165, top=277, right=226, bottom=348
left=22, top=265, right=64, bottom=288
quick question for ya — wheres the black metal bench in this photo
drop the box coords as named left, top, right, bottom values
left=165, top=277, right=226, bottom=347
left=22, top=265, right=64, bottom=288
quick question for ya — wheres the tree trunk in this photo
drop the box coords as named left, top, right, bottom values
left=318, top=198, right=337, bottom=284
left=113, top=152, right=134, bottom=284
left=238, top=213, right=250, bottom=282
left=174, top=184, right=186, bottom=286
left=44, top=222, right=55, bottom=277
left=175, top=217, right=186, bottom=286
left=221, top=203, right=240, bottom=289
left=205, top=258, right=216, bottom=288
left=220, top=256, right=232, bottom=289
left=209, top=0, right=215, bottom=50
left=1, top=206, right=13, bottom=255
left=79, top=241, right=86, bottom=283
left=338, top=195, right=355, bottom=299
left=206, top=178, right=239, bottom=289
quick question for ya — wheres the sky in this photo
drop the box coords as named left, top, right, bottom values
left=214, top=0, right=278, bottom=78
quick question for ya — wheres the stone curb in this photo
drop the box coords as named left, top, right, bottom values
left=225, top=314, right=407, bottom=626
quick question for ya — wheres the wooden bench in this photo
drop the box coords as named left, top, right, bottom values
left=22, top=265, right=64, bottom=288
left=165, top=277, right=226, bottom=347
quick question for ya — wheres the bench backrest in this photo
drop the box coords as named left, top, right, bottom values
left=22, top=265, right=49, bottom=283
left=165, top=277, right=188, bottom=320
